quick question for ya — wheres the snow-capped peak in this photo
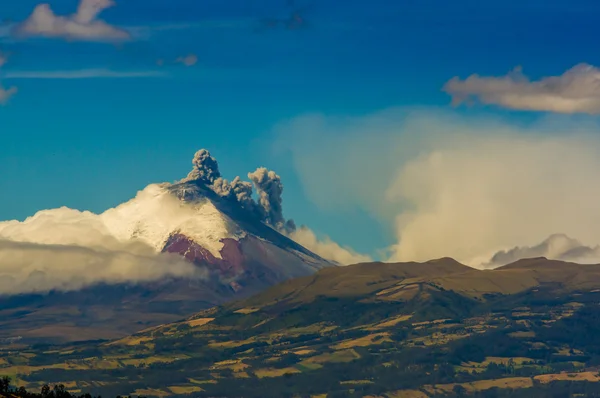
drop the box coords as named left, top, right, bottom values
left=101, top=183, right=244, bottom=258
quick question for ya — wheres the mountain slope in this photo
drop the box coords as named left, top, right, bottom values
left=7, top=257, right=600, bottom=397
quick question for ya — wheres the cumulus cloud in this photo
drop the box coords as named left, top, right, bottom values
left=0, top=191, right=209, bottom=295
left=0, top=52, right=17, bottom=105
left=444, top=64, right=600, bottom=114
left=276, top=108, right=600, bottom=267
left=487, top=234, right=600, bottom=268
left=289, top=226, right=372, bottom=265
left=14, top=0, right=131, bottom=42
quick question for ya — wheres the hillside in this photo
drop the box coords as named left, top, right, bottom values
left=4, top=257, right=600, bottom=397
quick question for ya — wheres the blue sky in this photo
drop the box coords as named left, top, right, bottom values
left=2, top=0, right=600, bottom=257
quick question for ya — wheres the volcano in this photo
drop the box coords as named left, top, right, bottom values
left=0, top=150, right=333, bottom=344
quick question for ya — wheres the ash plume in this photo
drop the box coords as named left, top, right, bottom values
left=210, top=176, right=256, bottom=211
left=248, top=167, right=295, bottom=233
left=230, top=177, right=257, bottom=211
left=210, top=177, right=232, bottom=196
left=183, top=149, right=295, bottom=233
left=185, top=149, right=222, bottom=184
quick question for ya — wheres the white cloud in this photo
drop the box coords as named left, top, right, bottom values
left=0, top=239, right=198, bottom=296
left=14, top=0, right=130, bottom=42
left=276, top=108, right=600, bottom=267
left=0, top=185, right=211, bottom=295
left=4, top=69, right=167, bottom=79
left=444, top=64, right=600, bottom=114
left=287, top=227, right=372, bottom=265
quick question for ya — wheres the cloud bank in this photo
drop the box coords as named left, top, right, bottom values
left=0, top=239, right=197, bottom=296
left=444, top=64, right=600, bottom=114
left=14, top=0, right=130, bottom=42
left=276, top=108, right=600, bottom=267
left=0, top=192, right=209, bottom=296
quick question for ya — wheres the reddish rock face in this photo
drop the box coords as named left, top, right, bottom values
left=163, top=234, right=245, bottom=280
left=162, top=232, right=328, bottom=297
left=220, top=238, right=245, bottom=275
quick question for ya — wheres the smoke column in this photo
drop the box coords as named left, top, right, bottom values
left=183, top=150, right=295, bottom=233
left=248, top=167, right=296, bottom=233
left=185, top=149, right=221, bottom=184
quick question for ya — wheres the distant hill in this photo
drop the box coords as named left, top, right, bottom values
left=4, top=257, right=600, bottom=397
left=236, top=257, right=471, bottom=308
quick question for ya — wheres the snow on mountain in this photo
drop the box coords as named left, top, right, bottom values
left=101, top=183, right=244, bottom=259
left=0, top=183, right=244, bottom=261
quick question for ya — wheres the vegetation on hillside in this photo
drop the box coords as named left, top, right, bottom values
left=0, top=376, right=147, bottom=398
left=4, top=259, right=600, bottom=397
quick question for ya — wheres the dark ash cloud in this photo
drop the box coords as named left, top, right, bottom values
left=183, top=149, right=297, bottom=233
left=248, top=167, right=295, bottom=233
left=185, top=149, right=222, bottom=184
